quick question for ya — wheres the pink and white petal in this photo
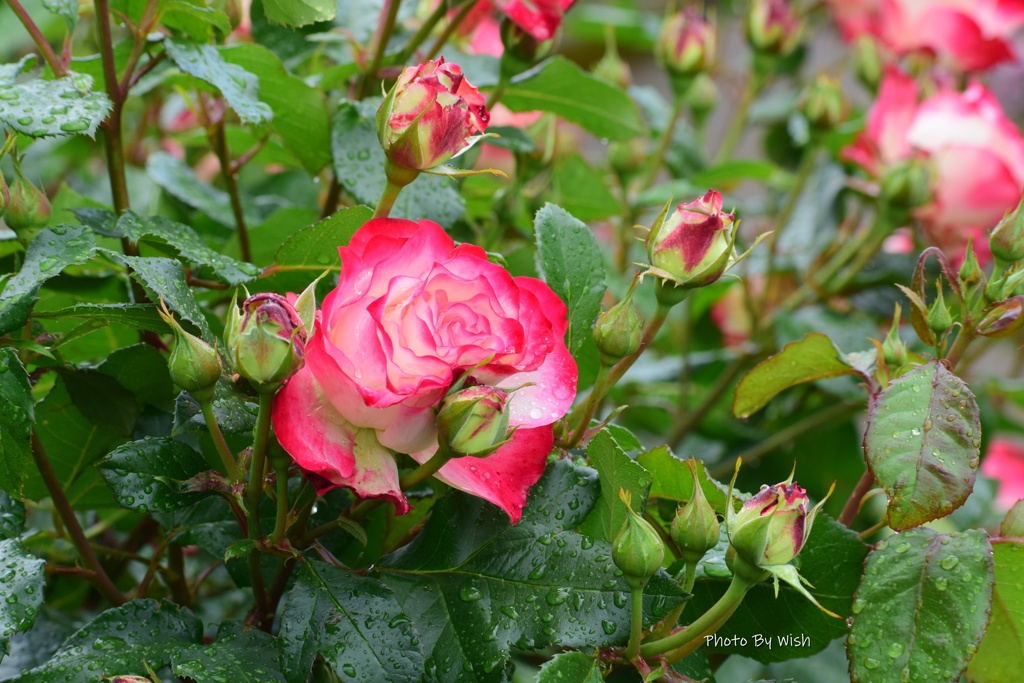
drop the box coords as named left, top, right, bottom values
left=478, top=339, right=577, bottom=428
left=272, top=367, right=408, bottom=512
left=413, top=426, right=554, bottom=523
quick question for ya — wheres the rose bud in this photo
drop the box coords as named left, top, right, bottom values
left=593, top=28, right=632, bottom=89
left=499, top=17, right=556, bottom=78
left=800, top=74, right=846, bottom=131
left=436, top=385, right=513, bottom=458
left=646, top=189, right=736, bottom=297
left=159, top=303, right=222, bottom=402
left=657, top=8, right=716, bottom=80
left=746, top=0, right=803, bottom=56
left=881, top=305, right=910, bottom=369
left=926, top=282, right=954, bottom=336
left=977, top=296, right=1024, bottom=339
left=853, top=36, right=882, bottom=91
left=593, top=278, right=643, bottom=367
left=880, top=159, right=931, bottom=211
left=670, top=459, right=721, bottom=565
left=224, top=292, right=306, bottom=392
left=612, top=491, right=665, bottom=589
left=728, top=480, right=819, bottom=568
left=376, top=58, right=489, bottom=174
left=959, top=239, right=981, bottom=286
left=4, top=158, right=51, bottom=245
left=990, top=197, right=1024, bottom=265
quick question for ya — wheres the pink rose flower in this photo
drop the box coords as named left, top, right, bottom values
left=982, top=438, right=1024, bottom=508
left=272, top=219, right=578, bottom=522
left=376, top=59, right=489, bottom=172
left=843, top=68, right=1024, bottom=262
left=827, top=0, right=1024, bottom=72
left=492, top=0, right=575, bottom=42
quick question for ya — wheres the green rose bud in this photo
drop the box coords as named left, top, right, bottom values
left=670, top=459, right=721, bottom=564
left=882, top=304, right=909, bottom=369
left=4, top=157, right=51, bottom=244
left=800, top=74, right=845, bottom=131
left=746, top=0, right=803, bottom=56
left=881, top=159, right=931, bottom=210
left=959, top=239, right=981, bottom=286
left=225, top=292, right=306, bottom=391
left=853, top=36, right=882, bottom=91
left=990, top=197, right=1024, bottom=265
left=926, top=282, right=953, bottom=336
left=657, top=8, right=715, bottom=80
left=612, top=491, right=665, bottom=589
left=159, top=302, right=221, bottom=402
left=436, top=385, right=513, bottom=458
left=593, top=28, right=631, bottom=89
left=593, top=278, right=643, bottom=367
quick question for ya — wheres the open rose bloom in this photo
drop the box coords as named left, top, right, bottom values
left=827, top=0, right=1024, bottom=72
left=843, top=68, right=1024, bottom=261
left=273, top=219, right=577, bottom=522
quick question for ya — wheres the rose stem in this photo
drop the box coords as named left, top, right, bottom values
left=655, top=561, right=699, bottom=639
left=635, top=95, right=684, bottom=192
left=360, top=0, right=403, bottom=98
left=211, top=119, right=252, bottom=262
left=373, top=162, right=419, bottom=218
left=625, top=585, right=646, bottom=659
left=270, top=455, right=291, bottom=546
left=639, top=573, right=753, bottom=661
left=246, top=390, right=275, bottom=624
left=425, top=0, right=478, bottom=60
left=7, top=0, right=66, bottom=77
left=398, top=0, right=472, bottom=63
left=31, top=433, right=127, bottom=606
left=199, top=398, right=242, bottom=480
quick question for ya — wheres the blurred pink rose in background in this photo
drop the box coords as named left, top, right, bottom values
left=982, top=438, right=1024, bottom=508
left=827, top=0, right=1024, bottom=72
left=843, top=68, right=1024, bottom=262
left=273, top=219, right=577, bottom=522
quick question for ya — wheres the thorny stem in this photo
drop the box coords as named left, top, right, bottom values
left=200, top=398, right=242, bottom=480
left=212, top=121, right=252, bottom=262
left=8, top=0, right=66, bottom=77
left=31, top=433, right=126, bottom=606
left=361, top=0, right=403, bottom=97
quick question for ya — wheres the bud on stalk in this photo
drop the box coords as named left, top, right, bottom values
left=224, top=292, right=306, bottom=392
left=746, top=0, right=803, bottom=56
left=436, top=385, right=513, bottom=458
left=159, top=302, right=222, bottom=402
left=593, top=278, right=643, bottom=367
left=612, top=491, right=665, bottom=589
left=670, top=459, right=721, bottom=565
left=4, top=156, right=51, bottom=245
left=990, top=196, right=1024, bottom=265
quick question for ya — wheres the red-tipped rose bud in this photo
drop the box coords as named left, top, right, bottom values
left=670, top=459, right=721, bottom=565
left=593, top=278, right=643, bottom=367
left=746, top=0, right=803, bottom=56
left=800, top=74, right=846, bottom=131
left=376, top=58, right=489, bottom=173
left=436, top=385, right=513, bottom=458
left=224, top=292, right=306, bottom=391
left=646, top=190, right=736, bottom=294
left=990, top=196, right=1024, bottom=265
left=729, top=481, right=814, bottom=568
left=657, top=8, right=716, bottom=79
left=4, top=157, right=51, bottom=244
left=612, top=491, right=665, bottom=589
left=977, top=296, right=1024, bottom=338
left=159, top=303, right=222, bottom=402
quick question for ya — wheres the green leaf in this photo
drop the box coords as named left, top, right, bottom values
left=0, top=56, right=36, bottom=86
left=160, top=0, right=232, bottom=39
left=0, top=73, right=111, bottom=138
left=42, top=0, right=78, bottom=31
left=865, top=361, right=981, bottom=530
left=733, top=332, right=865, bottom=418
left=97, top=437, right=213, bottom=512
left=550, top=154, right=621, bottom=221
left=32, top=303, right=171, bottom=335
left=95, top=343, right=175, bottom=411
left=0, top=538, right=45, bottom=658
left=221, top=45, right=331, bottom=174
left=119, top=255, right=213, bottom=341
left=60, top=368, right=139, bottom=436
left=534, top=203, right=607, bottom=355
left=15, top=599, right=202, bottom=682
left=503, top=57, right=647, bottom=141
left=27, top=377, right=125, bottom=509
left=968, top=540, right=1024, bottom=683
left=0, top=350, right=34, bottom=500
left=377, top=460, right=686, bottom=683
left=173, top=385, right=258, bottom=436
left=164, top=39, right=272, bottom=124
left=279, top=561, right=424, bottom=683
left=115, top=211, right=259, bottom=285
left=848, top=528, right=993, bottom=683
left=268, top=205, right=373, bottom=292
left=579, top=429, right=653, bottom=541
left=262, top=0, right=335, bottom=27
left=0, top=491, right=25, bottom=540
left=330, top=100, right=465, bottom=226
left=0, top=225, right=96, bottom=335
left=173, top=630, right=288, bottom=683
left=146, top=150, right=260, bottom=227
left=537, top=651, right=602, bottom=683
left=690, top=515, right=867, bottom=663
left=637, top=446, right=728, bottom=511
